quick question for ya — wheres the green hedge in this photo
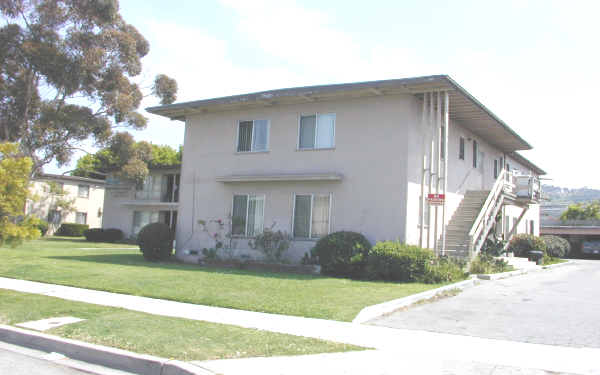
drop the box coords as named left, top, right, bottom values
left=364, top=241, right=465, bottom=283
left=365, top=241, right=434, bottom=282
left=83, top=228, right=124, bottom=243
left=138, top=222, right=173, bottom=261
left=507, top=234, right=547, bottom=257
left=311, top=231, right=372, bottom=278
left=55, top=223, right=89, bottom=237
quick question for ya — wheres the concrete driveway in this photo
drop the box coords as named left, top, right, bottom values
left=371, top=260, right=600, bottom=348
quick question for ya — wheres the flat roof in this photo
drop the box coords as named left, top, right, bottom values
left=36, top=173, right=106, bottom=185
left=147, top=74, right=533, bottom=152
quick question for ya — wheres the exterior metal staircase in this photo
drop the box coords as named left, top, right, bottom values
left=442, top=169, right=541, bottom=259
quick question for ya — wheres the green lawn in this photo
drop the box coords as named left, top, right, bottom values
left=0, top=237, right=446, bottom=321
left=0, top=289, right=362, bottom=360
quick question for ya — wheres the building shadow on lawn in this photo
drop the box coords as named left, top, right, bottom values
left=45, top=254, right=324, bottom=281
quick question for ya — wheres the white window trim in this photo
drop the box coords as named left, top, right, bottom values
left=231, top=193, right=266, bottom=237
left=291, top=192, right=333, bottom=239
left=235, top=120, right=270, bottom=153
left=296, top=113, right=336, bottom=151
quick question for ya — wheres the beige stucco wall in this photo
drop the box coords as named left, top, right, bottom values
left=177, top=94, right=419, bottom=262
left=26, top=178, right=105, bottom=234
left=404, top=114, right=541, bottom=248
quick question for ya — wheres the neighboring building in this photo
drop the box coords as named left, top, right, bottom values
left=26, top=173, right=105, bottom=234
left=102, top=166, right=180, bottom=238
left=146, top=75, right=545, bottom=263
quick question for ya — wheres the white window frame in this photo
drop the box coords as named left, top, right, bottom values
left=78, top=184, right=90, bottom=198
left=231, top=194, right=266, bottom=237
left=291, top=193, right=332, bottom=239
left=235, top=120, right=270, bottom=153
left=297, top=113, right=336, bottom=150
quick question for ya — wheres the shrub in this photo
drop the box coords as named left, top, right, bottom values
left=469, top=253, right=512, bottom=274
left=36, top=219, right=49, bottom=236
left=365, top=241, right=435, bottom=282
left=248, top=228, right=292, bottom=262
left=422, top=256, right=467, bottom=283
left=83, top=228, right=124, bottom=243
left=83, top=228, right=103, bottom=242
left=542, top=235, right=571, bottom=258
left=137, top=222, right=173, bottom=261
left=311, top=231, right=372, bottom=278
left=55, top=223, right=89, bottom=237
left=507, top=234, right=546, bottom=257
left=481, top=237, right=507, bottom=257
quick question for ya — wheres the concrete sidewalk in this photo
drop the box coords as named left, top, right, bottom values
left=1, top=277, right=599, bottom=374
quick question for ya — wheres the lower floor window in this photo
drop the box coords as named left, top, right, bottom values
left=132, top=211, right=158, bottom=236
left=133, top=210, right=177, bottom=237
left=293, top=194, right=331, bottom=239
left=75, top=212, right=87, bottom=225
left=232, top=194, right=265, bottom=237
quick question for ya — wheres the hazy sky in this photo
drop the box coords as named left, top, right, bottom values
left=46, top=0, right=600, bottom=188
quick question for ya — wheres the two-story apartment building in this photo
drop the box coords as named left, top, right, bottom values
left=26, top=173, right=105, bottom=234
left=102, top=166, right=180, bottom=238
left=147, top=75, right=545, bottom=263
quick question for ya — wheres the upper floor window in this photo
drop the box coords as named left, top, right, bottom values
left=78, top=184, right=89, bottom=198
left=162, top=174, right=180, bottom=203
left=237, top=120, right=269, bottom=152
left=459, top=137, right=465, bottom=160
left=472, top=140, right=478, bottom=168
left=298, top=113, right=335, bottom=150
left=232, top=194, right=265, bottom=237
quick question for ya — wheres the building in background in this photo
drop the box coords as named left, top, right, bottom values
left=102, top=166, right=180, bottom=238
left=26, top=174, right=105, bottom=234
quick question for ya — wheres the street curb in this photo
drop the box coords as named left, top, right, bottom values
left=0, top=325, right=216, bottom=375
left=541, top=260, right=573, bottom=270
left=476, top=269, right=527, bottom=280
left=352, top=277, right=479, bottom=324
left=477, top=260, right=574, bottom=280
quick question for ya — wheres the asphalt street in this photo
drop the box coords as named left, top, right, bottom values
left=371, top=260, right=600, bottom=348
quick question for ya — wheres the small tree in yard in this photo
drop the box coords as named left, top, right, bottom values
left=0, top=143, right=40, bottom=246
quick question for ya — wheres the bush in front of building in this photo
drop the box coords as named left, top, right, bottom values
left=55, top=223, right=89, bottom=237
left=36, top=219, right=49, bottom=236
left=311, top=231, right=372, bottom=278
left=507, top=234, right=547, bottom=257
left=137, top=222, right=173, bottom=261
left=542, top=235, right=571, bottom=258
left=365, top=241, right=435, bottom=282
left=422, top=256, right=467, bottom=283
left=83, top=228, right=124, bottom=243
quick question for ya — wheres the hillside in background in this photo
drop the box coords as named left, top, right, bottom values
left=543, top=185, right=600, bottom=204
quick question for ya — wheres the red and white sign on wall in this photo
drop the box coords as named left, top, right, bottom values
left=427, top=193, right=445, bottom=206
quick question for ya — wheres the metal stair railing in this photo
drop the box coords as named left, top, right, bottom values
left=467, top=169, right=513, bottom=257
